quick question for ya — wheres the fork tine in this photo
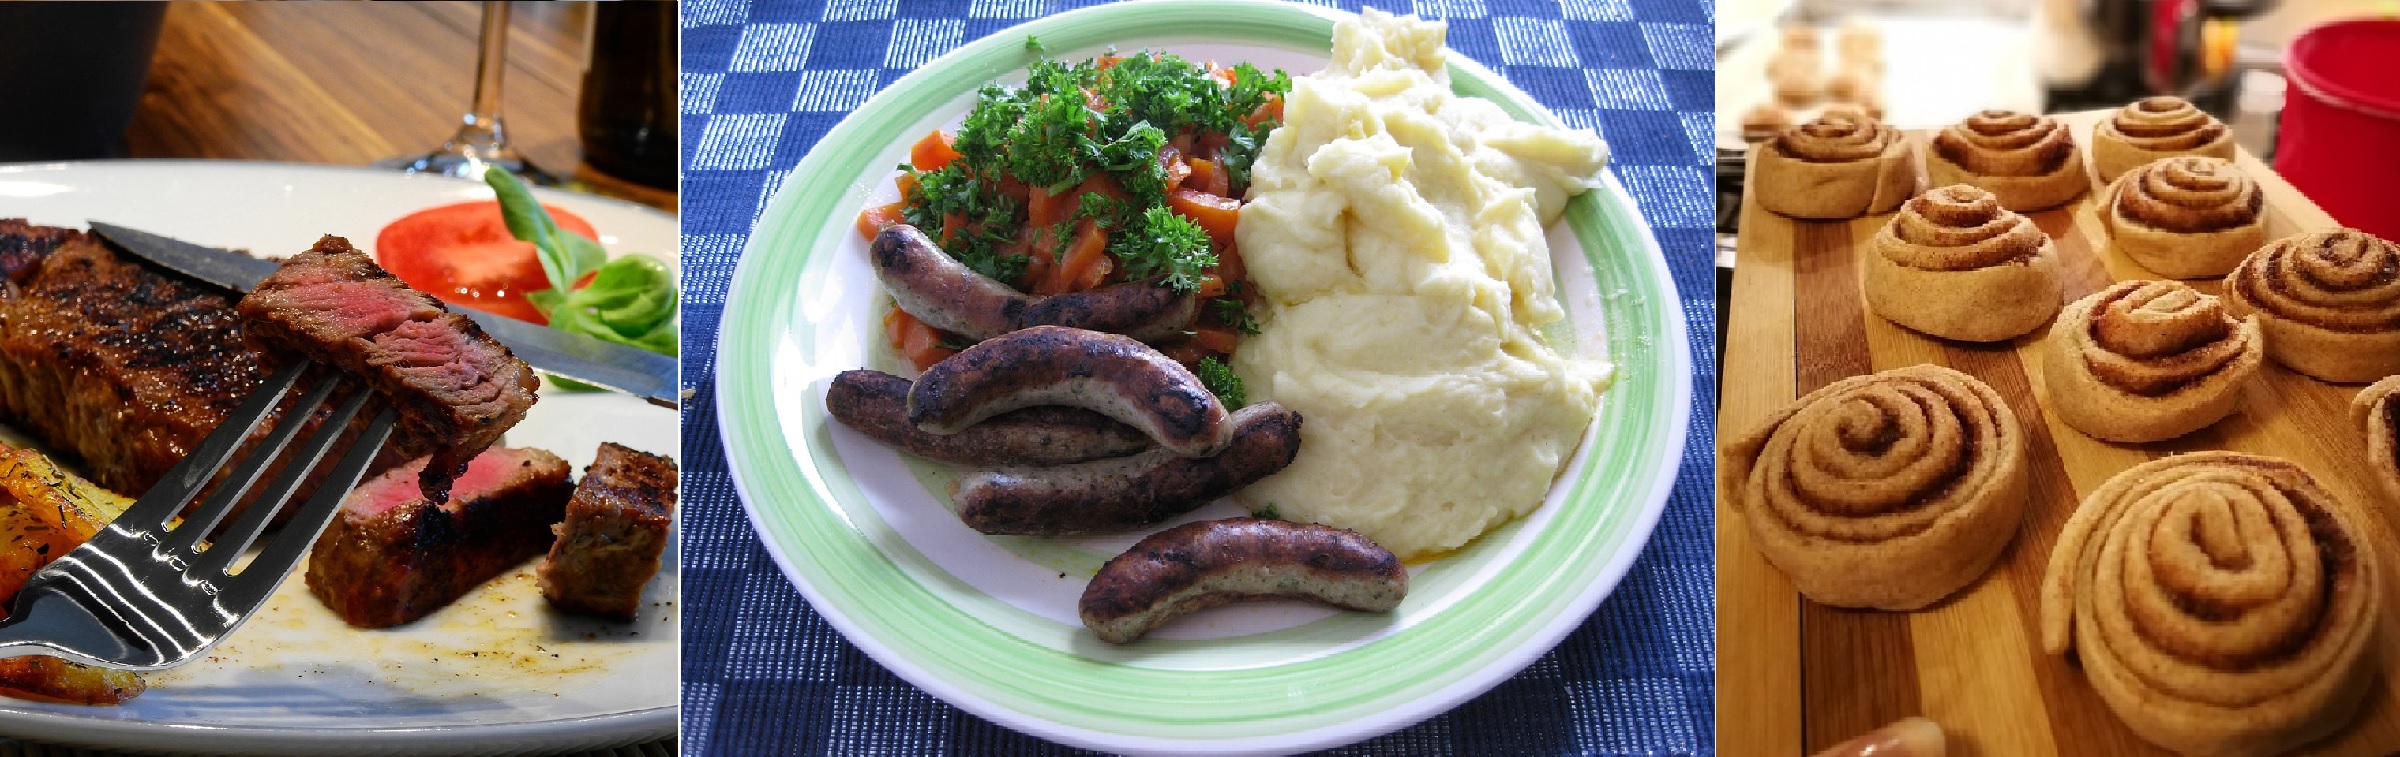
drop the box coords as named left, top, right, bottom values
left=222, top=405, right=396, bottom=606
left=159, top=376, right=342, bottom=556
left=189, top=383, right=374, bottom=578
left=112, top=360, right=309, bottom=532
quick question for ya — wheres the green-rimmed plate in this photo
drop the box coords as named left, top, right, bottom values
left=712, top=1, right=1691, bottom=753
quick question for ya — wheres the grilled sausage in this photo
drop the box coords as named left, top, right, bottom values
left=826, top=369, right=1151, bottom=466
left=955, top=402, right=1300, bottom=535
left=1079, top=517, right=1407, bottom=644
left=907, top=326, right=1231, bottom=456
left=870, top=224, right=1195, bottom=341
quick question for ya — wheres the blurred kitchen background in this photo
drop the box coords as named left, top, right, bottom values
left=0, top=1, right=676, bottom=211
left=1714, top=0, right=2400, bottom=366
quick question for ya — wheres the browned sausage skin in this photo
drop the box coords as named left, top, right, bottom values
left=907, top=326, right=1231, bottom=456
left=1079, top=517, right=1408, bottom=644
left=870, top=224, right=1196, bottom=341
left=956, top=402, right=1300, bottom=535
left=826, top=369, right=1151, bottom=466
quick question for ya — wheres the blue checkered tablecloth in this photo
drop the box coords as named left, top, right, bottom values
left=678, top=0, right=1718, bottom=753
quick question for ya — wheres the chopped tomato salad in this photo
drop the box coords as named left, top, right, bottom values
left=857, top=42, right=1287, bottom=379
left=376, top=200, right=598, bottom=324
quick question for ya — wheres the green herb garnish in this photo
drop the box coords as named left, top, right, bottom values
left=485, top=167, right=681, bottom=390
left=1253, top=503, right=1281, bottom=520
left=1195, top=355, right=1245, bottom=409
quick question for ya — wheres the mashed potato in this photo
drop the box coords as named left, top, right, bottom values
left=1231, top=10, right=1613, bottom=560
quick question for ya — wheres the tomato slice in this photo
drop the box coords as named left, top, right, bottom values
left=376, top=201, right=599, bottom=324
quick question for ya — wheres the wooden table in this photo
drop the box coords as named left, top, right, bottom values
left=0, top=4, right=675, bottom=755
left=1720, top=110, right=2400, bottom=756
left=126, top=1, right=674, bottom=211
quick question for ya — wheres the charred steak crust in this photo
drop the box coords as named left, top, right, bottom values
left=305, top=448, right=573, bottom=629
left=538, top=442, right=677, bottom=620
left=238, top=236, right=539, bottom=503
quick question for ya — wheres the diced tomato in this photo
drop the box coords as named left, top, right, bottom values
left=1096, top=55, right=1122, bottom=70
left=1217, top=242, right=1248, bottom=300
left=1196, top=275, right=1226, bottom=298
left=857, top=201, right=909, bottom=242
left=885, top=308, right=957, bottom=371
left=1213, top=65, right=1239, bottom=86
left=1167, top=188, right=1240, bottom=248
left=376, top=200, right=600, bottom=324
left=910, top=130, right=963, bottom=171
left=1189, top=325, right=1241, bottom=355
left=1187, top=157, right=1231, bottom=196
left=938, top=211, right=966, bottom=247
left=896, top=171, right=920, bottom=200
left=1243, top=94, right=1283, bottom=127
left=1158, top=341, right=1214, bottom=366
left=1160, top=144, right=1191, bottom=190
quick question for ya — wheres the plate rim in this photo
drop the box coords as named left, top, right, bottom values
left=710, top=1, right=1693, bottom=753
left=0, top=158, right=680, bottom=753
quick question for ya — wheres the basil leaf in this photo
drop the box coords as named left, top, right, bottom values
left=484, top=167, right=607, bottom=292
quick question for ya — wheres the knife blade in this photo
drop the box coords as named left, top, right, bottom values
left=89, top=222, right=680, bottom=409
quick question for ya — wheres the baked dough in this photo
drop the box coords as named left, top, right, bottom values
left=2092, top=96, right=2236, bottom=184
left=1721, top=364, right=2027, bottom=610
left=1753, top=112, right=1914, bottom=219
left=2100, top=156, right=2265, bottom=279
left=1925, top=110, right=2088, bottom=211
left=2222, top=229, right=2400, bottom=383
left=1864, top=184, right=2063, bottom=341
left=2359, top=375, right=2400, bottom=505
left=1741, top=103, right=1791, bottom=144
left=2042, top=452, right=2380, bottom=757
left=2041, top=280, right=2262, bottom=442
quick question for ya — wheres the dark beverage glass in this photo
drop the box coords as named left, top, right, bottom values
left=0, top=2, right=167, bottom=162
left=578, top=1, right=677, bottom=190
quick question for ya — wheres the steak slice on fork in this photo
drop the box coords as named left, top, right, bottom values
left=237, top=236, right=539, bottom=503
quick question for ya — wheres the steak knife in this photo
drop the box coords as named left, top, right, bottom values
left=89, top=222, right=679, bottom=409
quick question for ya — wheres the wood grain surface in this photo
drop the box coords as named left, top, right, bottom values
left=1718, top=109, right=2400, bottom=757
left=124, top=1, right=674, bottom=211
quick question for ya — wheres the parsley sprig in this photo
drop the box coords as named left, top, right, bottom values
left=901, top=38, right=1290, bottom=295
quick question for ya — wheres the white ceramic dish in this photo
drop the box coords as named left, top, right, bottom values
left=0, top=160, right=680, bottom=756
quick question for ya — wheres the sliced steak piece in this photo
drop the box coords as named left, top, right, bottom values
left=305, top=447, right=572, bottom=628
left=238, top=235, right=539, bottom=503
left=0, top=220, right=401, bottom=510
left=537, top=442, right=676, bottom=620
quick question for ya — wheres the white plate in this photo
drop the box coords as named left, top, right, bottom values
left=0, top=161, right=679, bottom=756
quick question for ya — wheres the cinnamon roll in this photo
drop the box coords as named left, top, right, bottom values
left=1754, top=112, right=1915, bottom=219
left=2041, top=452, right=2380, bottom=757
left=1865, top=185, right=2064, bottom=341
left=1741, top=103, right=1791, bottom=144
left=2041, top=280, right=2263, bottom=442
left=2222, top=230, right=2400, bottom=383
left=1721, top=364, right=2028, bottom=610
left=1925, top=110, right=2088, bottom=211
left=2092, top=96, right=2236, bottom=184
left=2358, top=376, right=2400, bottom=505
left=2100, top=156, right=2265, bottom=279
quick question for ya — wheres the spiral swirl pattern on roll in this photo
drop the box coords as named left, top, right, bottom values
left=2111, top=157, right=2260, bottom=233
left=2043, top=280, right=2262, bottom=442
left=2041, top=452, right=2380, bottom=757
left=2358, top=376, right=2400, bottom=505
left=1772, top=111, right=1900, bottom=163
left=2108, top=97, right=2229, bottom=151
left=2084, top=281, right=2250, bottom=394
left=1932, top=110, right=2076, bottom=176
left=1880, top=185, right=2047, bottom=269
left=2224, top=230, right=2400, bottom=382
left=1722, top=364, right=2026, bottom=610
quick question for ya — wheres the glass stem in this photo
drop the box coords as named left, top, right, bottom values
left=456, top=1, right=511, bottom=151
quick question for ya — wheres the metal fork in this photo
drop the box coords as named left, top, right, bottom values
left=0, top=359, right=398, bottom=671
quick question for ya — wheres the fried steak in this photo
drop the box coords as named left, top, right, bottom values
left=305, top=447, right=572, bottom=628
left=238, top=236, right=539, bottom=503
left=537, top=442, right=676, bottom=621
left=0, top=220, right=399, bottom=509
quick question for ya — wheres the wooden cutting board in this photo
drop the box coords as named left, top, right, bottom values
left=1718, top=109, right=2400, bottom=757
